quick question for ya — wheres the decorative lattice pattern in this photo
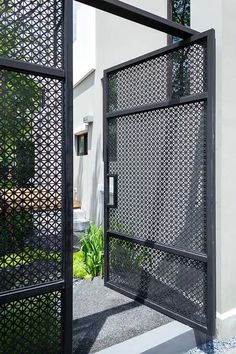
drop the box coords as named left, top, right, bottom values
left=108, top=39, right=207, bottom=112
left=109, top=236, right=207, bottom=325
left=0, top=0, right=63, bottom=68
left=108, top=101, right=207, bottom=253
left=0, top=291, right=62, bottom=354
left=0, top=70, right=63, bottom=291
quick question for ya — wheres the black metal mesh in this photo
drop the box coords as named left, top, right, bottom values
left=106, top=37, right=210, bottom=328
left=0, top=70, right=63, bottom=291
left=0, top=291, right=62, bottom=354
left=0, top=0, right=63, bottom=68
left=108, top=101, right=207, bottom=253
left=109, top=236, right=207, bottom=325
left=107, top=38, right=207, bottom=112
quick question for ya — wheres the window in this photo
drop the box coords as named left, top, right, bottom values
left=77, top=133, right=88, bottom=156
left=168, top=0, right=190, bottom=43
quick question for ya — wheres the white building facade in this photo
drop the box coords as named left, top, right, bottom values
left=73, top=0, right=236, bottom=341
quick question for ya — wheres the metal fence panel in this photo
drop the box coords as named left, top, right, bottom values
left=0, top=1, right=73, bottom=353
left=104, top=30, right=215, bottom=335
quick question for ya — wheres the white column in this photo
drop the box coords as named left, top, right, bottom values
left=192, top=0, right=236, bottom=340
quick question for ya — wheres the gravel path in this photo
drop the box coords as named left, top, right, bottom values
left=73, top=277, right=171, bottom=353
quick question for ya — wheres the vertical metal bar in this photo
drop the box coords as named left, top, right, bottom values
left=206, top=29, right=216, bottom=336
left=63, top=0, right=73, bottom=352
left=103, top=73, right=110, bottom=283
left=167, top=0, right=173, bottom=45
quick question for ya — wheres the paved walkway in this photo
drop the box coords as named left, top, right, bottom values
left=72, top=277, right=171, bottom=353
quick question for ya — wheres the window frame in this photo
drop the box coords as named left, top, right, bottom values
left=77, top=133, right=88, bottom=156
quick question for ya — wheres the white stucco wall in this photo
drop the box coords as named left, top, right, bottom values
left=73, top=0, right=167, bottom=224
left=73, top=2, right=95, bottom=84
left=192, top=0, right=236, bottom=340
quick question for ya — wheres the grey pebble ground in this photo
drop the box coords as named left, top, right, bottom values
left=72, top=277, right=171, bottom=353
left=185, top=338, right=236, bottom=354
left=72, top=277, right=236, bottom=354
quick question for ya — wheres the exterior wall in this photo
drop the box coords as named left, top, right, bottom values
left=73, top=0, right=167, bottom=224
left=73, top=71, right=95, bottom=221
left=73, top=2, right=95, bottom=85
left=192, top=0, right=236, bottom=340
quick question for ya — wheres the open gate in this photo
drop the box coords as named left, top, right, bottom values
left=0, top=1, right=73, bottom=353
left=104, top=30, right=215, bottom=335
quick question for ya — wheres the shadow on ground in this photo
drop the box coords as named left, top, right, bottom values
left=73, top=277, right=171, bottom=353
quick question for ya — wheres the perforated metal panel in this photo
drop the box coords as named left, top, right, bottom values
left=104, top=30, right=215, bottom=334
left=0, top=0, right=63, bottom=67
left=0, top=291, right=62, bottom=354
left=0, top=1, right=73, bottom=353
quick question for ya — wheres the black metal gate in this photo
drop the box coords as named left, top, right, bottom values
left=104, top=30, right=215, bottom=335
left=0, top=1, right=73, bottom=353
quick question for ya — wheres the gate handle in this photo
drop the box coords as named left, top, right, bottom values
left=107, top=174, right=118, bottom=208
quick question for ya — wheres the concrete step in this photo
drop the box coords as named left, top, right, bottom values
left=73, top=208, right=86, bottom=220
left=73, top=219, right=90, bottom=232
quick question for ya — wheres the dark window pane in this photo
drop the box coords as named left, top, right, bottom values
left=77, top=133, right=88, bottom=156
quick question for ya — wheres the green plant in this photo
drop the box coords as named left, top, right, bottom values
left=73, top=224, right=104, bottom=279
left=73, top=251, right=91, bottom=279
left=81, top=224, right=104, bottom=278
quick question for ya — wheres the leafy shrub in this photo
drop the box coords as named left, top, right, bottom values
left=73, top=251, right=91, bottom=279
left=73, top=224, right=104, bottom=279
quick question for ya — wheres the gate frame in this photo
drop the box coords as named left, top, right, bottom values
left=0, top=0, right=73, bottom=352
left=103, top=29, right=216, bottom=335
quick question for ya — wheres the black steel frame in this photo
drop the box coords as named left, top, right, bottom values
left=76, top=0, right=197, bottom=38
left=103, top=29, right=216, bottom=335
left=0, top=0, right=73, bottom=353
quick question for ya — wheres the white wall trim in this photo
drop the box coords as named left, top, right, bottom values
left=217, top=308, right=236, bottom=340
left=217, top=308, right=236, bottom=321
left=74, top=123, right=88, bottom=136
left=73, top=68, right=95, bottom=89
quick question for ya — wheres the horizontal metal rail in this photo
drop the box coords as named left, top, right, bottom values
left=77, top=0, right=198, bottom=39
left=104, top=29, right=211, bottom=76
left=105, top=93, right=208, bottom=118
left=105, top=281, right=208, bottom=334
left=0, top=280, right=64, bottom=304
left=107, top=230, right=207, bottom=262
left=0, top=57, right=64, bottom=79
